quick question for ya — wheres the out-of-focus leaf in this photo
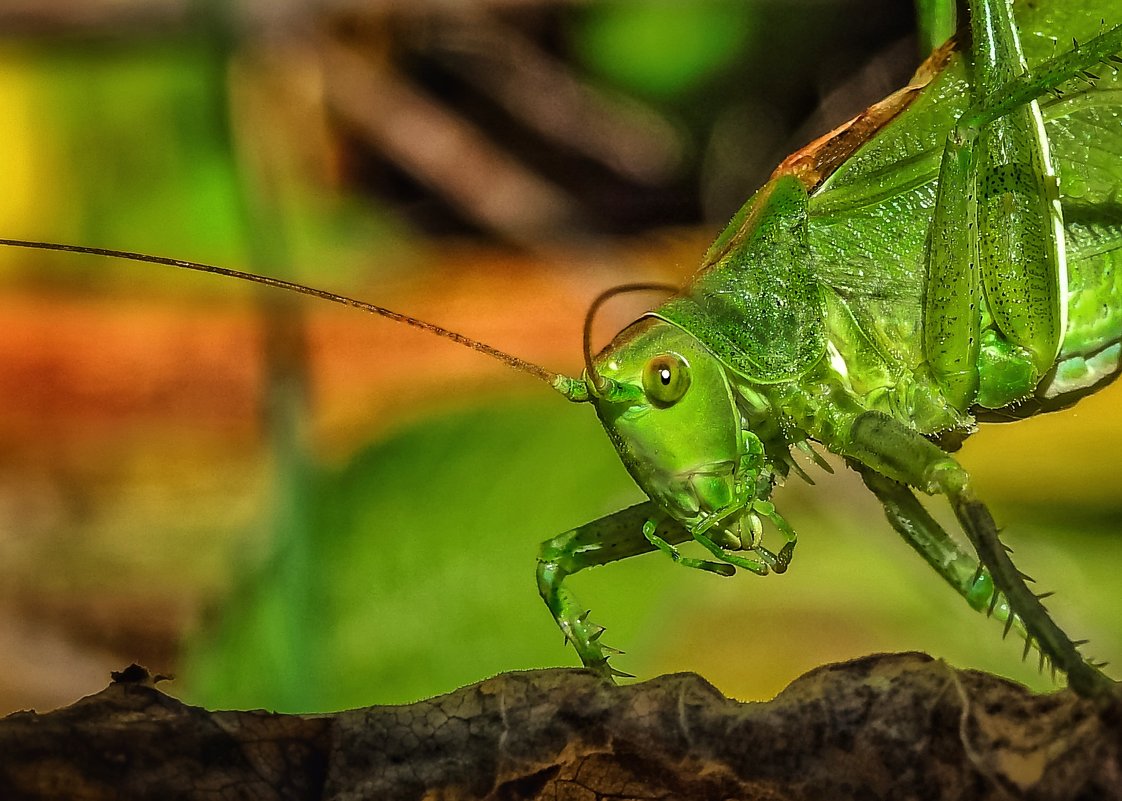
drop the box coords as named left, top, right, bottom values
left=570, top=2, right=756, bottom=99
left=181, top=396, right=642, bottom=711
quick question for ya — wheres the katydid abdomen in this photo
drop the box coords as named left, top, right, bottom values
left=1050, top=217, right=1122, bottom=405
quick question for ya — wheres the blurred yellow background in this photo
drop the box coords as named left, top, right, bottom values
left=0, top=0, right=1118, bottom=715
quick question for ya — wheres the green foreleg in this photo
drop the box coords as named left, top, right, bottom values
left=537, top=502, right=692, bottom=679
left=692, top=531, right=771, bottom=576
left=641, top=518, right=737, bottom=577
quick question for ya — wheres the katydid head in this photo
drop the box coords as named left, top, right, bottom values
left=588, top=316, right=778, bottom=542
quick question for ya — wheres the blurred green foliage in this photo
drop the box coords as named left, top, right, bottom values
left=0, top=40, right=404, bottom=291
left=0, top=39, right=244, bottom=275
left=570, top=2, right=756, bottom=99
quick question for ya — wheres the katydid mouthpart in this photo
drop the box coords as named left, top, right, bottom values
left=3, top=0, right=1122, bottom=697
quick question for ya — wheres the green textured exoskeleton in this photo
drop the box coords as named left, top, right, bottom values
left=4, top=0, right=1121, bottom=697
left=536, top=0, right=1122, bottom=695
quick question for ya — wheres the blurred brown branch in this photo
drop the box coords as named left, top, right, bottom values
left=3, top=653, right=1121, bottom=801
left=322, top=41, right=587, bottom=247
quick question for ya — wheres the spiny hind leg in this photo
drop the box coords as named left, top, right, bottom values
left=938, top=468, right=1113, bottom=696
left=537, top=501, right=698, bottom=680
left=963, top=15, right=1122, bottom=408
left=848, top=411, right=1113, bottom=696
left=925, top=0, right=1061, bottom=409
left=923, top=2, right=1122, bottom=409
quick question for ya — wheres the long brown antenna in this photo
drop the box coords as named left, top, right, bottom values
left=0, top=238, right=590, bottom=401
left=582, top=282, right=677, bottom=397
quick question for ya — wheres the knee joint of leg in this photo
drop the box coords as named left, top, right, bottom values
left=976, top=329, right=1042, bottom=409
left=925, top=458, right=971, bottom=499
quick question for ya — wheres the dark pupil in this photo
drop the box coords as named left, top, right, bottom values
left=659, top=367, right=672, bottom=385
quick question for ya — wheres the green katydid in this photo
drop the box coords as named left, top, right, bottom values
left=533, top=0, right=1122, bottom=696
left=3, top=0, right=1122, bottom=697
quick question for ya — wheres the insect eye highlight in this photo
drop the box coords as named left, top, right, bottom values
left=642, top=353, right=691, bottom=406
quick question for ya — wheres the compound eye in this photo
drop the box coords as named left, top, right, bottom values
left=642, top=352, right=691, bottom=407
